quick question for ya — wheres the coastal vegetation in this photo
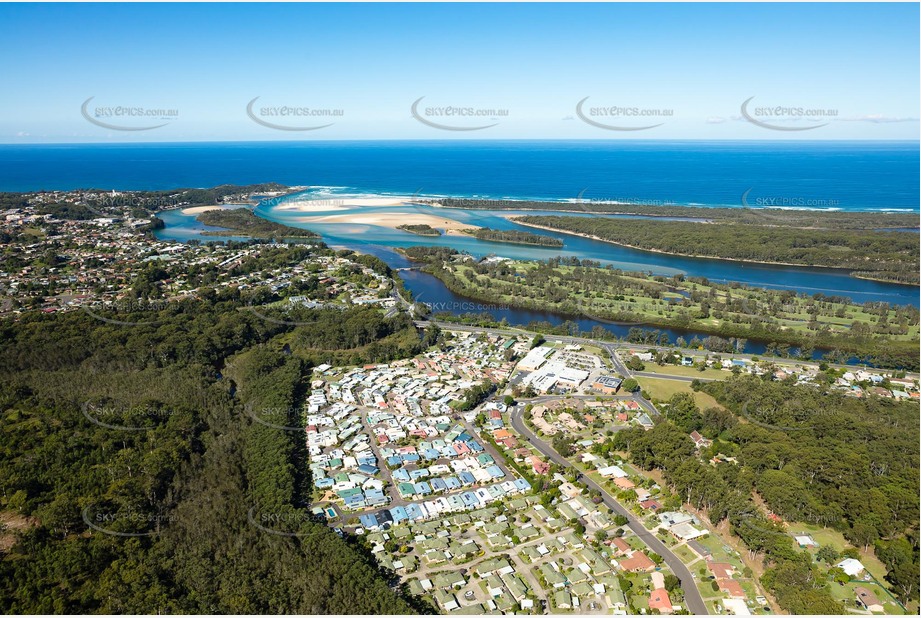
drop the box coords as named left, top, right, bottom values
left=513, top=215, right=920, bottom=284
left=430, top=197, right=919, bottom=231
left=601, top=375, right=919, bottom=613
left=400, top=247, right=920, bottom=369
left=461, top=227, right=563, bottom=247
left=197, top=208, right=320, bottom=239
left=397, top=223, right=442, bottom=236
left=0, top=247, right=425, bottom=613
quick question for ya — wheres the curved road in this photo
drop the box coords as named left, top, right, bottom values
left=509, top=406, right=709, bottom=615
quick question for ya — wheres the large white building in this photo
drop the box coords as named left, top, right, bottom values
left=517, top=345, right=555, bottom=371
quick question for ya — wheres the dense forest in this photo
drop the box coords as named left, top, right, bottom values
left=197, top=208, right=320, bottom=239
left=597, top=376, right=919, bottom=613
left=514, top=215, right=920, bottom=284
left=430, top=198, right=920, bottom=231
left=0, top=254, right=427, bottom=612
left=463, top=227, right=563, bottom=247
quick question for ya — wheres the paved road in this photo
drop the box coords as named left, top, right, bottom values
left=509, top=406, right=709, bottom=615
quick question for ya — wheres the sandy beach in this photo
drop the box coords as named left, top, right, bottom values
left=302, top=212, right=479, bottom=234
left=181, top=205, right=226, bottom=215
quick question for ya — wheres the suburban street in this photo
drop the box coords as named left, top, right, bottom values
left=509, top=406, right=710, bottom=615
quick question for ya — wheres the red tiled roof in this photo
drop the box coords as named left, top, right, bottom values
left=619, top=552, right=655, bottom=572
left=718, top=579, right=746, bottom=599
left=708, top=562, right=735, bottom=579
left=649, top=589, right=673, bottom=612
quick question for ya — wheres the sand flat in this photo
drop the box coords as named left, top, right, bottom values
left=181, top=205, right=226, bottom=215
left=305, top=212, right=479, bottom=234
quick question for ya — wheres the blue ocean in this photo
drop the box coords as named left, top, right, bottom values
left=0, top=140, right=918, bottom=212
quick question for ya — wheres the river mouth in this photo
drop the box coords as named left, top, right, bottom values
left=152, top=190, right=917, bottom=366
left=156, top=190, right=919, bottom=309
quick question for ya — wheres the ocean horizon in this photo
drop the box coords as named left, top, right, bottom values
left=1, top=140, right=918, bottom=213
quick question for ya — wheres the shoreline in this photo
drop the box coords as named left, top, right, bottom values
left=511, top=219, right=920, bottom=287
left=400, top=260, right=919, bottom=368
left=287, top=211, right=480, bottom=235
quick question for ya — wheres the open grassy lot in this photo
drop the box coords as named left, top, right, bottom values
left=638, top=363, right=730, bottom=380
left=636, top=377, right=723, bottom=409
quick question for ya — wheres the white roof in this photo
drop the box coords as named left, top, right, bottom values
left=836, top=558, right=866, bottom=576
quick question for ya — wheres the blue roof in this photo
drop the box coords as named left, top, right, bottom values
left=514, top=478, right=531, bottom=492
left=424, top=448, right=440, bottom=460
left=405, top=503, right=424, bottom=519
left=387, top=456, right=402, bottom=467
left=409, top=468, right=429, bottom=479
left=459, top=471, right=476, bottom=484
left=468, top=441, right=484, bottom=452
left=366, top=489, right=386, bottom=502
left=461, top=492, right=479, bottom=506
left=392, top=468, right=411, bottom=482
left=402, top=453, right=420, bottom=463
left=315, top=477, right=334, bottom=488
left=486, top=465, right=504, bottom=478
left=430, top=478, right=447, bottom=490
left=456, top=432, right=472, bottom=442
left=344, top=495, right=365, bottom=507
left=489, top=419, right=504, bottom=428
left=414, top=481, right=432, bottom=494
left=359, top=514, right=378, bottom=528
left=390, top=505, right=408, bottom=523
left=445, top=476, right=462, bottom=489
left=439, top=446, right=458, bottom=457
left=357, top=464, right=379, bottom=475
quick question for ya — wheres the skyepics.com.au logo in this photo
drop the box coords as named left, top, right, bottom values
left=741, top=188, right=840, bottom=209
left=247, top=506, right=319, bottom=537
left=740, top=96, right=837, bottom=131
left=80, top=191, right=183, bottom=221
left=574, top=188, right=678, bottom=208
left=411, top=97, right=508, bottom=131
left=423, top=300, right=511, bottom=313
left=259, top=194, right=346, bottom=209
left=245, top=295, right=321, bottom=327
left=82, top=297, right=172, bottom=327
left=576, top=97, right=673, bottom=131
left=246, top=97, right=343, bottom=131
left=81, top=97, right=179, bottom=131
left=739, top=399, right=824, bottom=432
left=243, top=403, right=305, bottom=433
left=81, top=401, right=180, bottom=432
left=82, top=504, right=176, bottom=537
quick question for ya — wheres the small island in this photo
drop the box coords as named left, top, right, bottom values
left=397, top=223, right=442, bottom=236
left=461, top=227, right=563, bottom=247
left=196, top=208, right=319, bottom=239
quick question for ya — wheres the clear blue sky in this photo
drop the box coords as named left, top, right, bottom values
left=1, top=2, right=918, bottom=142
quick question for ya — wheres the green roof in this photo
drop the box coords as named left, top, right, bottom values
left=554, top=590, right=572, bottom=608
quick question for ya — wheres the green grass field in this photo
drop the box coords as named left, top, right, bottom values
left=636, top=377, right=723, bottom=409
left=637, top=363, right=729, bottom=379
